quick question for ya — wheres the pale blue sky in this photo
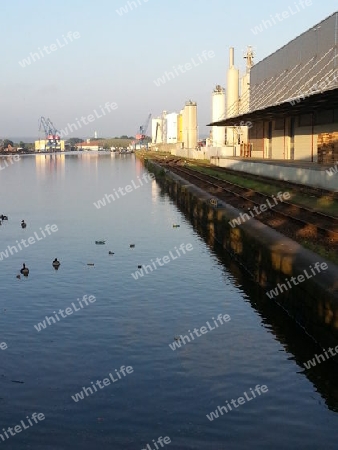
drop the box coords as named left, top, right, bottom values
left=1, top=0, right=334, bottom=140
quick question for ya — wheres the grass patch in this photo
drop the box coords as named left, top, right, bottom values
left=188, top=163, right=338, bottom=217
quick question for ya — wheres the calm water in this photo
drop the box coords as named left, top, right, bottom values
left=0, top=152, right=338, bottom=450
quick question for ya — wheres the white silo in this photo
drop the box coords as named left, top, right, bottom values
left=166, top=112, right=178, bottom=143
left=226, top=47, right=239, bottom=146
left=212, top=85, right=226, bottom=147
left=182, top=106, right=188, bottom=147
left=183, top=101, right=197, bottom=149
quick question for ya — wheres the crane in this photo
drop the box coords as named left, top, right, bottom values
left=135, top=113, right=151, bottom=148
left=38, top=116, right=61, bottom=151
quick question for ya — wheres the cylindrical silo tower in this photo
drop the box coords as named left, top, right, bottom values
left=227, top=47, right=239, bottom=145
left=212, top=85, right=226, bottom=147
left=227, top=48, right=239, bottom=117
left=182, top=106, right=189, bottom=147
left=183, top=101, right=198, bottom=149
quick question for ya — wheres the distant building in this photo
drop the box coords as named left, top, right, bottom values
left=75, top=141, right=103, bottom=151
left=151, top=105, right=196, bottom=149
left=152, top=112, right=167, bottom=144
left=35, top=140, right=65, bottom=152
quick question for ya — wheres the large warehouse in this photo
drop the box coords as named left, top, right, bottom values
left=212, top=11, right=338, bottom=163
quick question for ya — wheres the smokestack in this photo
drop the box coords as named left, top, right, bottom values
left=229, top=47, right=234, bottom=68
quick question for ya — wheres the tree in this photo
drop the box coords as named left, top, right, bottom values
left=19, top=141, right=26, bottom=149
left=67, top=138, right=82, bottom=145
left=3, top=139, right=14, bottom=149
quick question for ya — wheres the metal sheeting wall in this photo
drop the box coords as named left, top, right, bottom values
left=250, top=12, right=338, bottom=111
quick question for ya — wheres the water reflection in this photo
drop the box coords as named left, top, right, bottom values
left=157, top=179, right=338, bottom=413
left=35, top=153, right=65, bottom=180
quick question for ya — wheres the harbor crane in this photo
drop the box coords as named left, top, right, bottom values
left=135, top=113, right=151, bottom=148
left=38, top=116, right=61, bottom=150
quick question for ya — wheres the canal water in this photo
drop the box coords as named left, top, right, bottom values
left=0, top=152, right=337, bottom=450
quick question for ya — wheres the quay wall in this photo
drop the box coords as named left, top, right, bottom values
left=144, top=158, right=338, bottom=353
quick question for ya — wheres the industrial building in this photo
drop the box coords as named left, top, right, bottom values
left=35, top=139, right=65, bottom=152
left=206, top=45, right=253, bottom=157
left=212, top=11, right=338, bottom=164
left=151, top=101, right=197, bottom=150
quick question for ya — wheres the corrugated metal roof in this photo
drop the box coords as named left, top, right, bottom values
left=210, top=11, right=338, bottom=126
left=209, top=87, right=338, bottom=126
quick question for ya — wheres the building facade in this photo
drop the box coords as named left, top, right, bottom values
left=212, top=12, right=338, bottom=163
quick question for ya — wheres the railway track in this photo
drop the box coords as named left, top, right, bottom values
left=160, top=160, right=338, bottom=244
left=191, top=159, right=338, bottom=201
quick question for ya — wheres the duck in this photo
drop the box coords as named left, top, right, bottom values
left=130, top=244, right=135, bottom=248
left=108, top=251, right=115, bottom=255
left=0, top=215, right=8, bottom=221
left=52, top=258, right=60, bottom=269
left=21, top=220, right=26, bottom=229
left=138, top=265, right=142, bottom=269
left=20, top=264, right=29, bottom=276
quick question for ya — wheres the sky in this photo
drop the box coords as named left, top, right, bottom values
left=1, top=0, right=335, bottom=141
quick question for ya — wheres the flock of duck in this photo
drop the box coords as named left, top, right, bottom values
left=96, top=242, right=135, bottom=259
left=1, top=216, right=60, bottom=278
left=3, top=217, right=180, bottom=278
left=17, top=259, right=61, bottom=278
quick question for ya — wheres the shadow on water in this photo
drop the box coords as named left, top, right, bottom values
left=157, top=183, right=338, bottom=414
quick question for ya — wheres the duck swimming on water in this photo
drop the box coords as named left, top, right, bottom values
left=20, top=264, right=29, bottom=276
left=21, top=220, right=26, bottom=229
left=52, top=258, right=60, bottom=269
